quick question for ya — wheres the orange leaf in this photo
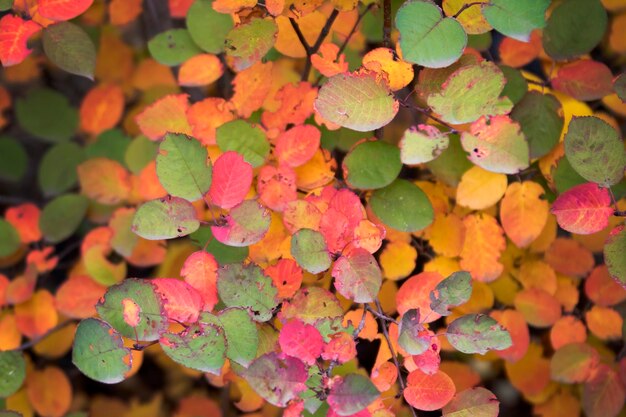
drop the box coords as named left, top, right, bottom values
left=459, top=213, right=505, bottom=282
left=545, top=238, right=594, bottom=277
left=187, top=97, right=235, bottom=146
left=153, top=278, right=205, bottom=323
left=178, top=54, right=224, bottom=87
left=499, top=181, right=549, bottom=248
left=504, top=343, right=550, bottom=397
left=264, top=259, right=303, bottom=299
left=55, top=274, right=106, bottom=318
left=109, top=0, right=142, bottom=25
left=168, top=0, right=194, bottom=17
left=79, top=84, right=125, bottom=136
left=5, top=203, right=42, bottom=243
left=0, top=312, right=21, bottom=350
left=274, top=124, right=321, bottom=168
left=311, top=43, right=348, bottom=77
left=396, top=272, right=445, bottom=323
left=585, top=265, right=626, bottom=307
left=135, top=94, right=192, bottom=140
left=498, top=30, right=541, bottom=68
left=77, top=158, right=131, bottom=205
left=14, top=289, right=58, bottom=338
left=585, top=305, right=623, bottom=340
left=180, top=251, right=219, bottom=311
left=230, top=61, right=273, bottom=118
left=261, top=82, right=317, bottom=133
left=257, top=165, right=298, bottom=211
left=0, top=15, right=41, bottom=67
left=490, top=309, right=529, bottom=363
left=38, top=0, right=93, bottom=20
left=26, top=366, right=72, bottom=417
left=404, top=369, right=456, bottom=411
left=549, top=316, right=586, bottom=350
left=514, top=288, right=561, bottom=328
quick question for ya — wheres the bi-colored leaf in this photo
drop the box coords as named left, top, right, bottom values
left=314, top=70, right=399, bottom=132
left=332, top=248, right=382, bottom=303
left=430, top=271, right=472, bottom=316
left=327, top=374, right=380, bottom=416
left=404, top=369, right=456, bottom=411
left=442, top=387, right=499, bottom=417
left=39, top=194, right=88, bottom=243
left=550, top=343, right=599, bottom=383
left=398, top=309, right=429, bottom=355
left=552, top=60, right=614, bottom=101
left=395, top=0, right=467, bottom=68
left=180, top=251, right=219, bottom=311
left=186, top=0, right=233, bottom=54
left=132, top=196, right=199, bottom=240
left=543, top=0, right=608, bottom=60
left=211, top=200, right=270, bottom=247
left=370, top=179, right=434, bottom=232
left=490, top=309, right=529, bottom=363
left=215, top=120, right=269, bottom=168
left=427, top=62, right=513, bottom=125
left=605, top=224, right=626, bottom=288
left=216, top=262, right=278, bottom=322
left=95, top=278, right=168, bottom=341
left=278, top=319, right=324, bottom=366
left=0, top=15, right=41, bottom=67
left=0, top=219, right=20, bottom=258
left=225, top=18, right=277, bottom=71
left=42, top=22, right=96, bottom=80
left=446, top=314, right=512, bottom=354
left=38, top=0, right=94, bottom=20
left=482, top=0, right=549, bottom=42
left=510, top=91, right=563, bottom=159
left=564, top=116, right=626, bottom=187
left=0, top=350, right=25, bottom=397
left=152, top=278, right=204, bottom=323
left=72, top=318, right=132, bottom=384
left=77, top=158, right=131, bottom=205
left=499, top=181, right=549, bottom=248
left=189, top=227, right=249, bottom=264
left=148, top=29, right=201, bottom=66
left=290, top=228, right=332, bottom=274
left=135, top=94, right=192, bottom=141
left=400, top=125, right=449, bottom=165
left=16, top=88, right=78, bottom=143
left=243, top=352, right=308, bottom=407
left=156, top=133, right=212, bottom=201
left=460, top=115, right=529, bottom=174
left=582, top=364, right=626, bottom=417
left=159, top=323, right=226, bottom=374
left=200, top=308, right=259, bottom=367
left=396, top=272, right=446, bottom=322
left=208, top=151, right=252, bottom=209
left=342, top=140, right=401, bottom=189
left=551, top=182, right=614, bottom=235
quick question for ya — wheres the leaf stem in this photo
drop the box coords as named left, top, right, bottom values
left=452, top=1, right=486, bottom=19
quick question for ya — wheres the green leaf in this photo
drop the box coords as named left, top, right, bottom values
left=225, top=18, right=277, bottom=70
left=159, top=323, right=226, bottom=374
left=0, top=412, right=22, bottom=417
left=38, top=142, right=84, bottom=196
left=217, top=263, right=279, bottom=322
left=290, top=229, right=332, bottom=274
left=0, top=136, right=27, bottom=182
left=0, top=0, right=13, bottom=11
left=511, top=91, right=563, bottom=159
left=199, top=308, right=259, bottom=367
left=460, top=115, right=529, bottom=174
left=399, top=125, right=449, bottom=165
left=426, top=134, right=472, bottom=187
left=427, top=62, right=513, bottom=124
left=314, top=71, right=399, bottom=132
left=125, top=135, right=158, bottom=174
left=430, top=271, right=473, bottom=316
left=86, top=129, right=131, bottom=165
left=342, top=140, right=401, bottom=189
left=243, top=352, right=308, bottom=407
left=499, top=65, right=528, bottom=105
left=564, top=116, right=626, bottom=187
left=280, top=287, right=343, bottom=325
left=482, top=0, right=549, bottom=42
left=0, top=350, right=25, bottom=397
left=132, top=196, right=200, bottom=240
left=156, top=134, right=212, bottom=201
left=327, top=374, right=380, bottom=416
left=39, top=194, right=88, bottom=243
left=15, top=88, right=78, bottom=143
left=148, top=29, right=202, bottom=66
left=72, top=318, right=132, bottom=384
left=332, top=248, right=382, bottom=303
left=396, top=0, right=467, bottom=68
left=0, top=219, right=20, bottom=258
left=615, top=73, right=626, bottom=103
left=370, top=179, right=434, bottom=232
left=446, top=314, right=512, bottom=355
left=216, top=120, right=269, bottom=168
left=605, top=224, right=626, bottom=288
left=398, top=309, right=429, bottom=355
left=42, top=22, right=96, bottom=79
left=542, top=0, right=607, bottom=60
left=186, top=0, right=233, bottom=54
left=95, top=279, right=168, bottom=341
left=211, top=200, right=270, bottom=247
left=553, top=156, right=586, bottom=194
left=189, top=226, right=249, bottom=264
left=442, top=387, right=500, bottom=417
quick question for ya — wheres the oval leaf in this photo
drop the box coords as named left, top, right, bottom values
left=291, top=228, right=332, bottom=274
left=551, top=182, right=614, bottom=235
left=159, top=323, right=226, bottom=374
left=370, top=179, right=434, bottom=232
left=446, top=314, right=512, bottom=354
left=42, top=22, right=95, bottom=79
left=132, top=196, right=199, bottom=240
left=332, top=248, right=382, bottom=303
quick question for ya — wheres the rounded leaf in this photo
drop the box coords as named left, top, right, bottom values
left=290, top=228, right=332, bottom=274
left=0, top=350, right=25, bottom=397
left=446, top=314, right=512, bottom=354
left=342, top=140, right=401, bottom=189
left=442, top=387, right=499, bottom=417
left=483, top=0, right=548, bottom=42
left=42, top=21, right=96, bottom=79
left=551, top=182, right=614, bottom=235
left=211, top=200, right=270, bottom=247
left=243, top=352, right=308, bottom=407
left=400, top=125, right=449, bottom=165
left=200, top=308, right=259, bottom=367
left=15, top=88, right=78, bottom=143
left=327, top=374, right=380, bottom=416
left=605, top=225, right=626, bottom=288
left=510, top=91, right=563, bottom=159
left=370, top=179, right=434, bottom=232
left=208, top=151, right=253, bottom=209
left=550, top=343, right=599, bottom=383
left=39, top=194, right=88, bottom=243
left=160, top=323, right=226, bottom=374
left=216, top=120, right=269, bottom=168
left=132, top=196, right=199, bottom=240
left=0, top=136, right=27, bottom=182
left=332, top=248, right=382, bottom=303
left=404, top=369, right=456, bottom=411
left=186, top=0, right=233, bottom=54
left=0, top=219, right=20, bottom=258
left=148, top=29, right=201, bottom=66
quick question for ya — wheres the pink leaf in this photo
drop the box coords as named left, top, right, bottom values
left=278, top=319, right=324, bottom=366
left=38, top=0, right=94, bottom=21
left=208, top=151, right=253, bottom=209
left=551, top=182, right=614, bottom=235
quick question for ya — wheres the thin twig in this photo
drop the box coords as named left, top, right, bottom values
left=15, top=320, right=76, bottom=351
left=452, top=1, right=485, bottom=19
left=290, top=9, right=340, bottom=81
left=352, top=306, right=369, bottom=338
left=374, top=300, right=420, bottom=417
left=338, top=3, right=375, bottom=56
left=405, top=103, right=459, bottom=134
left=365, top=304, right=398, bottom=324
left=383, top=0, right=391, bottom=48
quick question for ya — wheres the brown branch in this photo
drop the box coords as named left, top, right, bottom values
left=290, top=9, right=340, bottom=81
left=383, top=0, right=392, bottom=48
left=615, top=210, right=626, bottom=217
left=404, top=103, right=459, bottom=134
left=452, top=1, right=485, bottom=19
left=365, top=304, right=398, bottom=324
left=374, top=300, right=421, bottom=417
left=338, top=3, right=375, bottom=55
left=15, top=320, right=76, bottom=351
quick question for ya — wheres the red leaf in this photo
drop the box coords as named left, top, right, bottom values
left=208, top=151, right=253, bottom=209
left=38, top=0, right=94, bottom=21
left=152, top=278, right=204, bottom=323
left=274, top=124, right=321, bottom=168
left=264, top=259, right=303, bottom=299
left=0, top=15, right=41, bottom=67
left=278, top=319, right=324, bottom=366
left=5, top=203, right=42, bottom=243
left=552, top=60, right=614, bottom=101
left=180, top=251, right=219, bottom=311
left=551, top=182, right=614, bottom=235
